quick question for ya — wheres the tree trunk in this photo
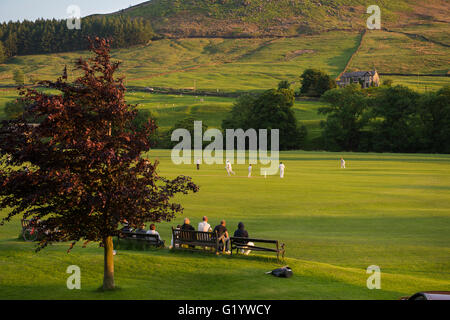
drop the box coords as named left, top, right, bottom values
left=103, top=236, right=115, bottom=290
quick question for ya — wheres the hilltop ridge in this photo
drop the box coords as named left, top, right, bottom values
left=107, top=0, right=450, bottom=38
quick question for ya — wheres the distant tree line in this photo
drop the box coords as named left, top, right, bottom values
left=0, top=16, right=154, bottom=62
left=131, top=82, right=308, bottom=151
left=319, top=84, right=450, bottom=154
left=4, top=82, right=448, bottom=154
left=221, top=82, right=308, bottom=150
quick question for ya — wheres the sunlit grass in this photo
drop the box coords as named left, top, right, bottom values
left=1, top=150, right=449, bottom=299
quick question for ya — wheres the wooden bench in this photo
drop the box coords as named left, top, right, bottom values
left=172, top=227, right=219, bottom=253
left=118, top=230, right=165, bottom=247
left=230, top=237, right=286, bottom=261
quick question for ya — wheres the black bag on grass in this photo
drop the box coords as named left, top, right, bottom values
left=266, top=266, right=293, bottom=278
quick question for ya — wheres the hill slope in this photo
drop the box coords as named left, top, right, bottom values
left=109, top=0, right=450, bottom=38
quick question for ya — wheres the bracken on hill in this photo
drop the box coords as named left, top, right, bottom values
left=102, top=0, right=450, bottom=38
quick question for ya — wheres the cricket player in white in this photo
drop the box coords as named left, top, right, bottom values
left=248, top=164, right=252, bottom=178
left=226, top=160, right=235, bottom=176
left=340, top=157, right=346, bottom=169
left=279, top=162, right=285, bottom=178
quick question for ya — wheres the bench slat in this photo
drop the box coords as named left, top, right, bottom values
left=230, top=237, right=278, bottom=244
left=233, top=246, right=279, bottom=252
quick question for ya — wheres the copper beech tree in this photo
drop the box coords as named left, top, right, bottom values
left=0, top=38, right=199, bottom=290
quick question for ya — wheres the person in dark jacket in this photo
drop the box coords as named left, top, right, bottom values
left=180, top=218, right=195, bottom=248
left=120, top=219, right=133, bottom=233
left=135, top=224, right=147, bottom=234
left=233, top=222, right=249, bottom=239
left=181, top=218, right=195, bottom=231
left=233, top=222, right=254, bottom=255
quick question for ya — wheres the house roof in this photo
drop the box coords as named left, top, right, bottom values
left=341, top=70, right=378, bottom=78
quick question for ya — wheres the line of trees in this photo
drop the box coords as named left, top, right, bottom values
left=319, top=84, right=450, bottom=153
left=0, top=16, right=154, bottom=61
left=132, top=82, right=309, bottom=151
left=222, top=82, right=308, bottom=150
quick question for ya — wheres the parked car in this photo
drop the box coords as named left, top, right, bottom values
left=400, top=291, right=450, bottom=300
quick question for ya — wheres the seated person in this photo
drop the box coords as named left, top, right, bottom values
left=120, top=219, right=133, bottom=233
left=135, top=224, right=147, bottom=234
left=181, top=218, right=195, bottom=231
left=180, top=218, right=195, bottom=248
left=198, top=216, right=212, bottom=232
left=146, top=223, right=163, bottom=243
left=233, top=222, right=254, bottom=255
left=213, top=220, right=231, bottom=254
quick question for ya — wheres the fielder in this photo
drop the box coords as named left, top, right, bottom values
left=248, top=164, right=252, bottom=178
left=279, top=162, right=285, bottom=178
left=340, top=157, right=346, bottom=169
left=225, top=160, right=235, bottom=176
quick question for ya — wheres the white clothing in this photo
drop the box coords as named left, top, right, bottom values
left=146, top=230, right=161, bottom=241
left=240, top=242, right=255, bottom=255
left=341, top=160, right=346, bottom=168
left=279, top=163, right=285, bottom=178
left=248, top=166, right=252, bottom=177
left=198, top=221, right=211, bottom=232
left=226, top=161, right=235, bottom=175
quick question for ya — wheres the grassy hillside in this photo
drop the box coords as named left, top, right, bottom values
left=0, top=31, right=361, bottom=91
left=1, top=151, right=449, bottom=299
left=348, top=29, right=450, bottom=75
left=109, top=0, right=450, bottom=38
left=0, top=30, right=448, bottom=92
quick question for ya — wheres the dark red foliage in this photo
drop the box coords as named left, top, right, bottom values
left=0, top=38, right=199, bottom=251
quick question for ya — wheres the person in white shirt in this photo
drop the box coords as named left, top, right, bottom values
left=198, top=216, right=211, bottom=232
left=340, top=157, right=346, bottom=169
left=146, top=224, right=162, bottom=242
left=279, top=162, right=285, bottom=178
left=225, top=160, right=235, bottom=176
left=196, top=159, right=200, bottom=171
left=248, top=164, right=252, bottom=178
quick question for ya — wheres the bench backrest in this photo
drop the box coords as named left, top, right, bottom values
left=172, top=228, right=217, bottom=243
left=121, top=231, right=160, bottom=241
left=231, top=237, right=278, bottom=245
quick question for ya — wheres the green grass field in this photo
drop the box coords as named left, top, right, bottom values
left=1, top=150, right=449, bottom=299
left=0, top=90, right=327, bottom=148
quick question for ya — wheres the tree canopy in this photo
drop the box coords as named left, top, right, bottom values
left=0, top=16, right=155, bottom=60
left=320, top=84, right=370, bottom=151
left=222, top=84, right=307, bottom=150
left=318, top=84, right=450, bottom=153
left=300, top=69, right=336, bottom=97
left=0, top=38, right=198, bottom=290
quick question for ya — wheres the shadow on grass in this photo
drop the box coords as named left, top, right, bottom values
left=166, top=246, right=286, bottom=265
left=95, top=286, right=123, bottom=293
